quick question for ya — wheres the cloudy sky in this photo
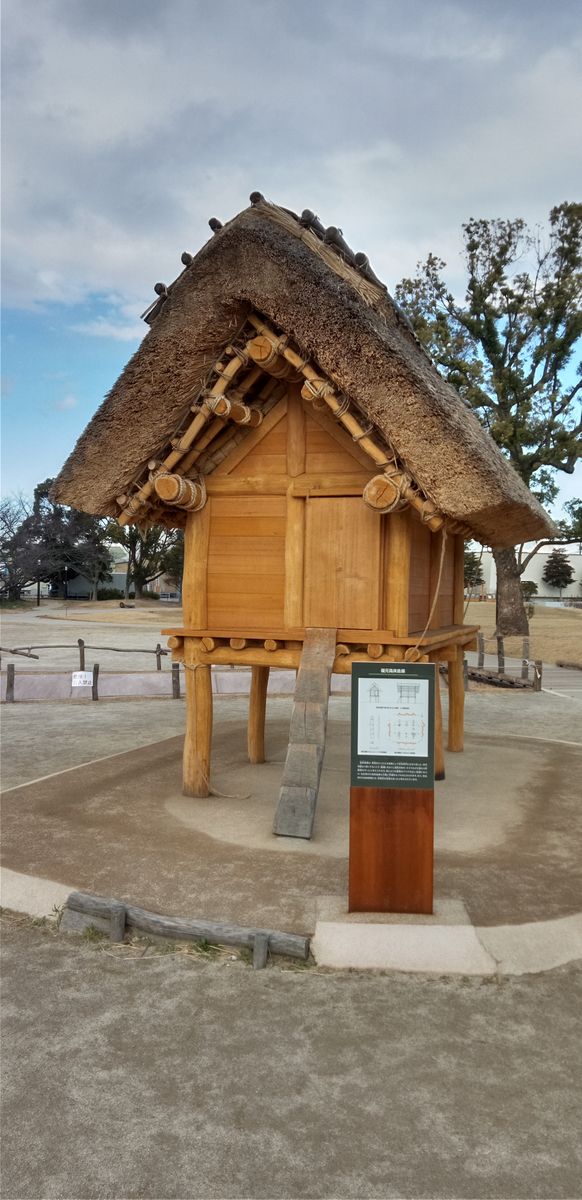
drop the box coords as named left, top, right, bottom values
left=2, top=0, right=581, bottom=511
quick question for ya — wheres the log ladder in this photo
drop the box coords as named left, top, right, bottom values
left=273, top=627, right=337, bottom=839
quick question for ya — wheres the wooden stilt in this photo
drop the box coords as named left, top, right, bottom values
left=447, top=649, right=464, bottom=752
left=183, top=643, right=213, bottom=797
left=248, top=665, right=269, bottom=764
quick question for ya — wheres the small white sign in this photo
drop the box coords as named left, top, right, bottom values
left=71, top=671, right=93, bottom=687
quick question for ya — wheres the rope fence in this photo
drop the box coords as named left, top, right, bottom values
left=0, top=637, right=181, bottom=704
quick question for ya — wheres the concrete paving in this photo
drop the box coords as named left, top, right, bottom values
left=2, top=916, right=581, bottom=1200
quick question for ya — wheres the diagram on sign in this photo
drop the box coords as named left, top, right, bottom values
left=357, top=677, right=429, bottom=757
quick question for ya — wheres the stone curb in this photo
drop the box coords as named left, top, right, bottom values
left=2, top=868, right=581, bottom=977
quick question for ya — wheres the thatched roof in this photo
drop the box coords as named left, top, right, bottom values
left=52, top=195, right=555, bottom=547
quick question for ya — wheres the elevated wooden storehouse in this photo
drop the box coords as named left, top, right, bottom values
left=53, top=194, right=554, bottom=839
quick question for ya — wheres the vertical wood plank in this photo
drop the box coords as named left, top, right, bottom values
left=453, top=534, right=465, bottom=625
left=183, top=505, right=211, bottom=627
left=248, top=665, right=270, bottom=763
left=304, top=498, right=381, bottom=629
left=286, top=384, right=306, bottom=477
left=349, top=787, right=433, bottom=914
left=183, top=642, right=213, bottom=797
left=284, top=492, right=305, bottom=628
left=384, top=509, right=411, bottom=636
left=447, top=648, right=464, bottom=752
left=6, top=663, right=15, bottom=703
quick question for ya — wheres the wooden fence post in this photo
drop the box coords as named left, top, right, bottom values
left=521, top=638, right=529, bottom=681
left=155, top=643, right=162, bottom=671
left=477, top=632, right=485, bottom=668
left=533, top=660, right=543, bottom=692
left=496, top=635, right=505, bottom=676
left=109, top=903, right=126, bottom=943
left=92, top=663, right=99, bottom=701
left=6, top=663, right=15, bottom=703
left=463, top=657, right=468, bottom=692
left=78, top=638, right=85, bottom=670
left=172, top=663, right=181, bottom=699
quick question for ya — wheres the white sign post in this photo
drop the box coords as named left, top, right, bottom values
left=71, top=671, right=93, bottom=687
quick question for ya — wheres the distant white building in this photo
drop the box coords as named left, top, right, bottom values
left=476, top=546, right=581, bottom=600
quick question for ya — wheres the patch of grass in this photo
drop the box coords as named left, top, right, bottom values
left=466, top=600, right=582, bottom=667
left=81, top=924, right=107, bottom=942
left=192, top=938, right=220, bottom=957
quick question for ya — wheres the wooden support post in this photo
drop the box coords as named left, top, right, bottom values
left=252, top=933, right=269, bottom=970
left=183, top=643, right=213, bottom=797
left=433, top=662, right=445, bottom=780
left=447, top=650, right=464, bottom=752
left=109, top=903, right=126, bottom=943
left=521, top=638, right=530, bottom=681
left=78, top=638, right=85, bottom=671
left=172, top=662, right=181, bottom=699
left=497, top=635, right=505, bottom=676
left=6, top=663, right=15, bottom=703
left=155, top=643, right=162, bottom=671
left=477, top=632, right=485, bottom=668
left=384, top=509, right=411, bottom=636
left=453, top=534, right=465, bottom=626
left=248, top=665, right=269, bottom=764
left=533, top=660, right=543, bottom=692
left=92, top=664, right=99, bottom=702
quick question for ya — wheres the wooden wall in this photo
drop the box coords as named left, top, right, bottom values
left=185, top=387, right=456, bottom=636
left=206, top=496, right=286, bottom=628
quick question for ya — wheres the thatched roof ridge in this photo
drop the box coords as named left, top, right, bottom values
left=53, top=198, right=555, bottom=546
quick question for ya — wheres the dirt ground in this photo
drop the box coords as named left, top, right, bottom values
left=465, top=599, right=582, bottom=666
left=2, top=914, right=581, bottom=1200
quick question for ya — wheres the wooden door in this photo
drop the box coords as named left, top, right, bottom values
left=303, top=497, right=381, bottom=629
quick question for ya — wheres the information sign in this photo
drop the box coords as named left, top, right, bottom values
left=71, top=671, right=93, bottom=687
left=350, top=661, right=435, bottom=789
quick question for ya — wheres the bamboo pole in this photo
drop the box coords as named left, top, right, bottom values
left=248, top=665, right=270, bottom=764
left=447, top=649, right=464, bottom=752
left=183, top=648, right=213, bottom=797
left=384, top=509, right=411, bottom=636
left=117, top=347, right=250, bottom=525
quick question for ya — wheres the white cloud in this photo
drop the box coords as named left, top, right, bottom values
left=53, top=393, right=78, bottom=411
left=70, top=316, right=145, bottom=342
left=2, top=0, right=581, bottom=318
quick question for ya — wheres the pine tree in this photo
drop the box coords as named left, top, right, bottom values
left=542, top=548, right=575, bottom=598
